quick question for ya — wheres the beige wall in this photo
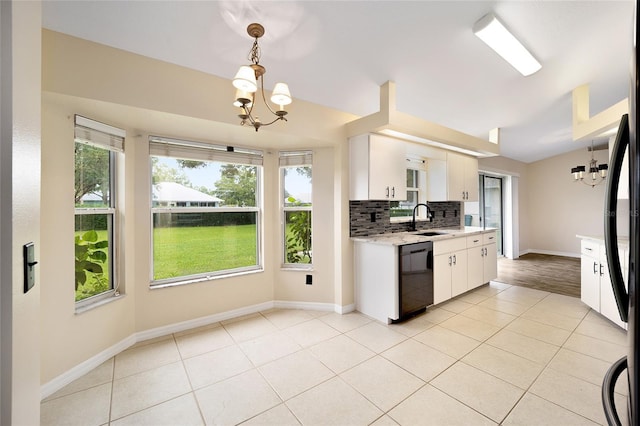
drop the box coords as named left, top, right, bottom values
left=528, top=147, right=609, bottom=256
left=40, top=30, right=355, bottom=384
left=9, top=1, right=42, bottom=423
left=480, top=148, right=611, bottom=258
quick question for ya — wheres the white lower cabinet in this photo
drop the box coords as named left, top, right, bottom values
left=434, top=237, right=468, bottom=302
left=579, top=238, right=627, bottom=329
left=465, top=232, right=498, bottom=292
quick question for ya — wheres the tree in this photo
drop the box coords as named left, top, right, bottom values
left=213, top=165, right=257, bottom=206
left=151, top=157, right=192, bottom=186
left=75, top=143, right=110, bottom=205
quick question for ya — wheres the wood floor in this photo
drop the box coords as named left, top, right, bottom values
left=496, top=253, right=581, bottom=298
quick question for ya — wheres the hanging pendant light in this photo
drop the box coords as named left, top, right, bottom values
left=232, top=23, right=291, bottom=132
left=571, top=141, right=608, bottom=187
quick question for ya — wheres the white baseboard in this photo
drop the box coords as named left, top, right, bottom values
left=273, top=300, right=334, bottom=312
left=135, top=301, right=275, bottom=342
left=41, top=334, right=136, bottom=400
left=41, top=299, right=354, bottom=400
left=335, top=303, right=355, bottom=314
left=519, top=249, right=580, bottom=258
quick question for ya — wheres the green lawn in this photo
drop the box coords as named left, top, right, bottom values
left=153, top=224, right=257, bottom=280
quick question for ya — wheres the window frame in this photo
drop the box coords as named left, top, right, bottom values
left=74, top=116, right=124, bottom=309
left=390, top=156, right=427, bottom=221
left=149, top=136, right=264, bottom=287
left=280, top=151, right=313, bottom=269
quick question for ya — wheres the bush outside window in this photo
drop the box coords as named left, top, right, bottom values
left=280, top=152, right=312, bottom=267
left=74, top=116, right=123, bottom=305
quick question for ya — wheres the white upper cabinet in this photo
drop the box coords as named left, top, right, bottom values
left=349, top=134, right=407, bottom=200
left=427, top=152, right=478, bottom=202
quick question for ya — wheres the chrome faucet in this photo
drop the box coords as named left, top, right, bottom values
left=411, top=203, right=433, bottom=231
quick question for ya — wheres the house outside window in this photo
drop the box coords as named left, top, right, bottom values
left=149, top=136, right=263, bottom=285
left=280, top=151, right=312, bottom=267
left=74, top=115, right=124, bottom=306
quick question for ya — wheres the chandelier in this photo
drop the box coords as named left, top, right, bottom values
left=232, top=23, right=292, bottom=132
left=570, top=141, right=608, bottom=187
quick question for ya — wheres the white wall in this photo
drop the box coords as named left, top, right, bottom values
left=4, top=1, right=42, bottom=424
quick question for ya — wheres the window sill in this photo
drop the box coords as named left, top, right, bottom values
left=75, top=293, right=125, bottom=315
left=150, top=267, right=264, bottom=290
left=280, top=265, right=314, bottom=272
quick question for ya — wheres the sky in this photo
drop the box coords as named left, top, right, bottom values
left=154, top=157, right=311, bottom=200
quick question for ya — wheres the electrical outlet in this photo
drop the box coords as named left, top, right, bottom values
left=306, top=274, right=313, bottom=285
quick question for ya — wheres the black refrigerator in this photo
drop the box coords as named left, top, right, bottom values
left=602, top=1, right=640, bottom=425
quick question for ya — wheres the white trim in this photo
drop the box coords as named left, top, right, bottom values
left=273, top=300, right=335, bottom=312
left=41, top=334, right=136, bottom=400
left=334, top=303, right=356, bottom=314
left=519, top=248, right=580, bottom=258
left=136, top=301, right=275, bottom=342
left=41, top=299, right=359, bottom=399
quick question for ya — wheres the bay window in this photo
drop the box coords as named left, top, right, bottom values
left=74, top=115, right=124, bottom=305
left=280, top=151, right=312, bottom=267
left=149, top=136, right=263, bottom=285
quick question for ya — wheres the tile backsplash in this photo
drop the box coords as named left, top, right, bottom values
left=349, top=200, right=462, bottom=237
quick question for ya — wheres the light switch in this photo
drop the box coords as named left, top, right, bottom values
left=23, top=242, right=37, bottom=293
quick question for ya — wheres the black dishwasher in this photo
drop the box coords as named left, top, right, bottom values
left=397, top=242, right=434, bottom=322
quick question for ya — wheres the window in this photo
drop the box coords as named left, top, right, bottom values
left=280, top=151, right=312, bottom=267
left=74, top=116, right=124, bottom=305
left=390, top=157, right=426, bottom=218
left=149, top=136, right=263, bottom=285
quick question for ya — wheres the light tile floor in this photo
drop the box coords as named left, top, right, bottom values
left=41, top=282, right=630, bottom=425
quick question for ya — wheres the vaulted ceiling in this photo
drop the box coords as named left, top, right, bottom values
left=42, top=0, right=635, bottom=163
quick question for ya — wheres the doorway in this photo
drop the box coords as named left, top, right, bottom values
left=465, top=174, right=504, bottom=255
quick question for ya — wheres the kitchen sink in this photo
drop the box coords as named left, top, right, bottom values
left=416, top=231, right=445, bottom=237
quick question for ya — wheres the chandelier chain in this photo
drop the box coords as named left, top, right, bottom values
left=248, top=39, right=261, bottom=65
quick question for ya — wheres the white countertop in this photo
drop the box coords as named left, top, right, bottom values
left=351, top=226, right=493, bottom=246
left=576, top=234, right=629, bottom=246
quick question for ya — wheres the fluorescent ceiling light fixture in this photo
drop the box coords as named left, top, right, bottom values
left=473, top=13, right=541, bottom=77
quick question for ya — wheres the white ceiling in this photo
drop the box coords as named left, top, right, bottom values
left=41, top=0, right=635, bottom=163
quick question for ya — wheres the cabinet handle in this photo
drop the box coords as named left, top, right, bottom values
left=453, top=254, right=457, bottom=265
left=391, top=186, right=395, bottom=198
left=481, top=248, right=484, bottom=257
left=473, top=239, right=479, bottom=243
left=386, top=186, right=390, bottom=198
left=600, top=263, right=604, bottom=277
left=593, top=261, right=598, bottom=274
left=448, top=256, right=452, bottom=266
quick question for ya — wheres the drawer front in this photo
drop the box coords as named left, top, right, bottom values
left=467, top=235, right=483, bottom=248
left=581, top=239, right=600, bottom=257
left=434, top=237, right=467, bottom=255
left=482, top=231, right=497, bottom=245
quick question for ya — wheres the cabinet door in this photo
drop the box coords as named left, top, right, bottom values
left=434, top=254, right=452, bottom=304
left=450, top=250, right=468, bottom=297
left=467, top=246, right=484, bottom=290
left=580, top=254, right=600, bottom=311
left=483, top=243, right=497, bottom=283
left=369, top=135, right=406, bottom=200
left=464, top=156, right=479, bottom=202
left=446, top=153, right=466, bottom=201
